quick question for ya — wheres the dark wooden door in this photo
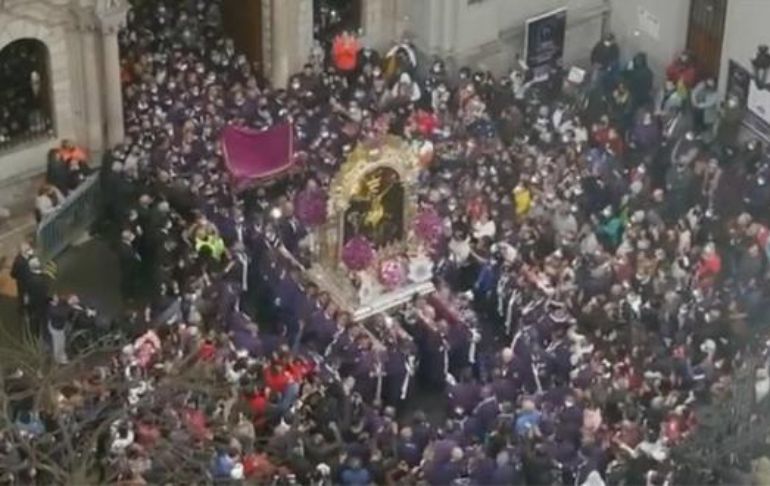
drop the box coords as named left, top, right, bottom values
left=686, top=0, right=728, bottom=81
left=221, top=0, right=263, bottom=71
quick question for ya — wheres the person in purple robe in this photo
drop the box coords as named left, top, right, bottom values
left=419, top=325, right=449, bottom=390
left=447, top=369, right=481, bottom=415
left=490, top=367, right=519, bottom=405
left=303, top=305, right=338, bottom=353
left=446, top=319, right=471, bottom=376
left=472, top=386, right=500, bottom=436
left=229, top=318, right=263, bottom=357
left=425, top=446, right=465, bottom=485
left=468, top=450, right=496, bottom=485
left=350, top=343, right=378, bottom=403
left=383, top=344, right=409, bottom=408
left=273, top=269, right=303, bottom=340
left=629, top=111, right=662, bottom=156
left=395, top=427, right=422, bottom=468
left=490, top=450, right=521, bottom=485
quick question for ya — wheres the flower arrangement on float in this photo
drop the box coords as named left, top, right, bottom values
left=378, top=257, right=407, bottom=290
left=341, top=236, right=375, bottom=271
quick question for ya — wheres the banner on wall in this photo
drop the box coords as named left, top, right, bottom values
left=524, top=7, right=567, bottom=77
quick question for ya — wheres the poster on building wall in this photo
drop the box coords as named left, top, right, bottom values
left=637, top=7, right=660, bottom=40
left=524, top=7, right=567, bottom=77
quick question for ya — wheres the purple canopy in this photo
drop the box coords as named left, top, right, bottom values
left=221, top=123, right=294, bottom=190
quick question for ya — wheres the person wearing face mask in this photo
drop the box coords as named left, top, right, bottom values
left=655, top=80, right=685, bottom=124
left=629, top=111, right=661, bottom=155
left=691, top=78, right=719, bottom=135
left=590, top=33, right=620, bottom=91
left=666, top=51, right=698, bottom=95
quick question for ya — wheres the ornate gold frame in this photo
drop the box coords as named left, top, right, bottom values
left=316, top=136, right=421, bottom=269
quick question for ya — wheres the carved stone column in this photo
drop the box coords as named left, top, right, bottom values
left=96, top=0, right=128, bottom=147
left=362, top=0, right=404, bottom=51
left=74, top=7, right=106, bottom=154
left=268, top=0, right=313, bottom=88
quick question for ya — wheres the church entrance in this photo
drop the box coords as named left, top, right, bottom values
left=221, top=0, right=264, bottom=73
left=0, top=38, right=53, bottom=150
left=314, top=0, right=363, bottom=45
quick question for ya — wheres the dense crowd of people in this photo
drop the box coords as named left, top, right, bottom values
left=5, top=0, right=770, bottom=484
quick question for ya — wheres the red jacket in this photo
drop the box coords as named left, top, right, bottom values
left=264, top=367, right=292, bottom=394
left=198, top=341, right=216, bottom=362
left=696, top=252, right=722, bottom=288
left=666, top=60, right=698, bottom=89
left=246, top=391, right=268, bottom=417
left=287, top=360, right=314, bottom=382
left=182, top=408, right=209, bottom=441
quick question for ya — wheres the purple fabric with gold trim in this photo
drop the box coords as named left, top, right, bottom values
left=221, top=123, right=294, bottom=190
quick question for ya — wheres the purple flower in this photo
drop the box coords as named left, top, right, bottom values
left=294, top=187, right=328, bottom=228
left=342, top=236, right=375, bottom=271
left=378, top=258, right=407, bottom=289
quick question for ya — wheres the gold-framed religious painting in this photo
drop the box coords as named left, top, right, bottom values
left=343, top=166, right=405, bottom=249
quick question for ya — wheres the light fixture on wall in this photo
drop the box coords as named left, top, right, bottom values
left=752, top=45, right=770, bottom=90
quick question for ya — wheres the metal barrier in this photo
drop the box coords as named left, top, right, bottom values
left=36, top=173, right=102, bottom=261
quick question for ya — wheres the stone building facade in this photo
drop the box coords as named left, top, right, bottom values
left=0, top=0, right=610, bottom=182
left=0, top=0, right=127, bottom=181
left=265, top=0, right=609, bottom=85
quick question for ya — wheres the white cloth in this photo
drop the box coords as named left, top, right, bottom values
left=36, top=195, right=57, bottom=217
left=449, top=238, right=471, bottom=264
left=401, top=356, right=415, bottom=400
left=236, top=252, right=248, bottom=291
left=472, top=219, right=496, bottom=240
left=581, top=471, right=606, bottom=486
left=48, top=323, right=68, bottom=365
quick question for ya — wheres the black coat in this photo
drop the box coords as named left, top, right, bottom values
left=25, top=272, right=51, bottom=313
left=10, top=254, right=31, bottom=292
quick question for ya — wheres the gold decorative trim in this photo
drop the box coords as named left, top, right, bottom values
left=327, top=136, right=420, bottom=216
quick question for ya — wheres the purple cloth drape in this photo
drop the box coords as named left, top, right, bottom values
left=221, top=123, right=294, bottom=190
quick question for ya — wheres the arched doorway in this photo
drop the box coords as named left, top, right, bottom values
left=221, top=0, right=263, bottom=74
left=314, top=0, right=363, bottom=45
left=0, top=38, right=54, bottom=149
